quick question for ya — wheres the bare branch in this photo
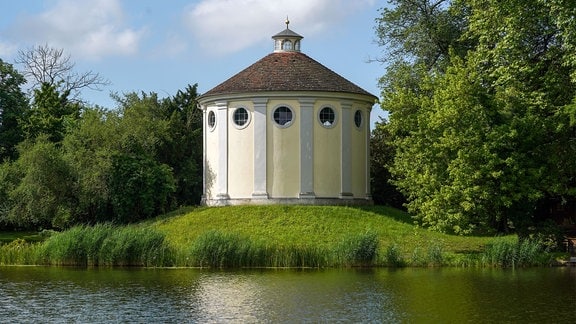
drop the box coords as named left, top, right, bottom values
left=15, top=44, right=110, bottom=102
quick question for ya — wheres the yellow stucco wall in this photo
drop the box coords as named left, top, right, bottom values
left=202, top=95, right=372, bottom=203
left=228, top=101, right=254, bottom=198
left=314, top=101, right=341, bottom=198
left=267, top=100, right=300, bottom=198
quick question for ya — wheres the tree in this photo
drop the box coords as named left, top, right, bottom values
left=15, top=44, right=109, bottom=102
left=112, top=85, right=204, bottom=205
left=0, top=82, right=204, bottom=230
left=0, top=59, right=29, bottom=161
left=22, top=82, right=81, bottom=143
left=157, top=84, right=203, bottom=205
left=374, top=0, right=471, bottom=71
left=109, top=153, right=175, bottom=223
left=377, top=0, right=576, bottom=233
left=3, top=136, right=75, bottom=230
left=62, top=86, right=202, bottom=224
left=370, top=119, right=405, bottom=208
left=61, top=107, right=118, bottom=224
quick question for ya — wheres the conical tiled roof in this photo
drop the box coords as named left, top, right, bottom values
left=199, top=51, right=377, bottom=100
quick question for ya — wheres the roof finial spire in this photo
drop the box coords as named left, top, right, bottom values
left=285, top=16, right=290, bottom=29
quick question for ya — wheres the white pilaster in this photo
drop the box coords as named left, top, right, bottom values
left=299, top=98, right=315, bottom=198
left=252, top=98, right=269, bottom=198
left=201, top=105, right=207, bottom=203
left=365, top=106, right=372, bottom=200
left=340, top=101, right=353, bottom=199
left=216, top=102, right=229, bottom=200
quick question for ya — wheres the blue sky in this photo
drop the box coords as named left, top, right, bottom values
left=0, top=0, right=387, bottom=125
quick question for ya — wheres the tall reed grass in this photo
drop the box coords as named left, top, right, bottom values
left=0, top=238, right=43, bottom=265
left=456, top=237, right=550, bottom=268
left=480, top=237, right=546, bottom=267
left=178, top=229, right=378, bottom=268
left=38, top=224, right=174, bottom=266
left=384, top=243, right=406, bottom=267
left=334, top=231, right=379, bottom=267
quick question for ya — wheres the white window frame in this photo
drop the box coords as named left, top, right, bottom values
left=207, top=110, right=217, bottom=132
left=271, top=105, right=295, bottom=128
left=231, top=107, right=251, bottom=130
left=317, top=105, right=338, bottom=129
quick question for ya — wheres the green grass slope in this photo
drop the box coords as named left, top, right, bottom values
left=4, top=205, right=546, bottom=268
left=152, top=205, right=499, bottom=264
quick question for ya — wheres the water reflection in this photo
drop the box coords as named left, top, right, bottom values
left=186, top=269, right=402, bottom=322
left=0, top=266, right=575, bottom=322
left=193, top=272, right=265, bottom=322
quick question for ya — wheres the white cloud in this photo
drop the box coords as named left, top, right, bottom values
left=0, top=40, right=18, bottom=58
left=10, top=0, right=145, bottom=60
left=183, top=0, right=375, bottom=55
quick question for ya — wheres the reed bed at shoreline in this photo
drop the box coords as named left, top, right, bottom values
left=0, top=205, right=555, bottom=268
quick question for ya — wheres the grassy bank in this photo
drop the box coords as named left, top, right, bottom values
left=0, top=205, right=554, bottom=268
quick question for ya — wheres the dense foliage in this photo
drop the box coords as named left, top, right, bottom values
left=374, top=0, right=576, bottom=234
left=0, top=53, right=203, bottom=230
left=0, top=59, right=28, bottom=161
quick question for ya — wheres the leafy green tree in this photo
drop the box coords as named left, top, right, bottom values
left=4, top=136, right=75, bottom=230
left=156, top=84, right=203, bottom=205
left=112, top=85, right=203, bottom=206
left=62, top=86, right=202, bottom=224
left=61, top=107, right=118, bottom=224
left=109, top=153, right=175, bottom=223
left=23, top=82, right=81, bottom=143
left=370, top=119, right=405, bottom=208
left=375, top=0, right=470, bottom=71
left=0, top=59, right=29, bottom=161
left=377, top=0, right=576, bottom=233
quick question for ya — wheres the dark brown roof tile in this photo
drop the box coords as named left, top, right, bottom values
left=200, top=52, right=377, bottom=100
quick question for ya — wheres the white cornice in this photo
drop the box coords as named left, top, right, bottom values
left=198, top=91, right=377, bottom=109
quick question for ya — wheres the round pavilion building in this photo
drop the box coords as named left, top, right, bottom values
left=198, top=22, right=378, bottom=206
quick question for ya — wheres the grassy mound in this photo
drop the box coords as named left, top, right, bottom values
left=0, top=205, right=552, bottom=267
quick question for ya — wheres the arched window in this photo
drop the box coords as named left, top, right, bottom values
left=282, top=40, right=292, bottom=51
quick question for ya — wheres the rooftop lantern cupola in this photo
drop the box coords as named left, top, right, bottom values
left=273, top=18, right=303, bottom=52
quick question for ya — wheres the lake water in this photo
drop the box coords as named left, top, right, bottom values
left=1, top=266, right=575, bottom=323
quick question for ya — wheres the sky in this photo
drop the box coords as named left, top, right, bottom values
left=0, top=0, right=388, bottom=126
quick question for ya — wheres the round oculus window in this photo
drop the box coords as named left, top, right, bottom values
left=273, top=106, right=293, bottom=127
left=232, top=107, right=250, bottom=128
left=354, top=110, right=363, bottom=128
left=207, top=111, right=216, bottom=130
left=319, top=107, right=336, bottom=127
